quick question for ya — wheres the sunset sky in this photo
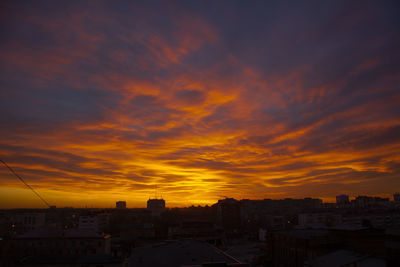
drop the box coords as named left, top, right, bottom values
left=1, top=1, right=399, bottom=208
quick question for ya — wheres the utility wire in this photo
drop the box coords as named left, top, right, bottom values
left=0, top=159, right=50, bottom=208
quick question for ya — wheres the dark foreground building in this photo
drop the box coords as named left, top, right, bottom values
left=265, top=227, right=400, bottom=267
left=127, top=239, right=248, bottom=267
left=9, top=228, right=123, bottom=266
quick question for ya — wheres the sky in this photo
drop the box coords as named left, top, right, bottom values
left=0, top=0, right=399, bottom=208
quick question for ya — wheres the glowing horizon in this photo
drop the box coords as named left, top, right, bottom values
left=1, top=1, right=399, bottom=208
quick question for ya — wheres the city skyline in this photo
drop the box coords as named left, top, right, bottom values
left=1, top=1, right=400, bottom=208
left=0, top=195, right=398, bottom=210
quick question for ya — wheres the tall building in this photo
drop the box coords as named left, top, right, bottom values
left=216, top=198, right=241, bottom=233
left=336, top=195, right=350, bottom=207
left=394, top=193, right=400, bottom=202
left=147, top=198, right=165, bottom=216
left=116, top=201, right=126, bottom=209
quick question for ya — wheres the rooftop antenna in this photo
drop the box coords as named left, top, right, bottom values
left=0, top=159, right=51, bottom=208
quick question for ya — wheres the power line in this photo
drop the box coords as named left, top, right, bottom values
left=0, top=159, right=50, bottom=208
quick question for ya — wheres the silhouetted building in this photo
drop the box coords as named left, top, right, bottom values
left=298, top=213, right=342, bottom=228
left=79, top=214, right=110, bottom=233
left=385, top=228, right=400, bottom=266
left=265, top=226, right=394, bottom=266
left=336, top=195, right=350, bottom=207
left=127, top=239, right=245, bottom=266
left=216, top=198, right=241, bottom=234
left=351, top=196, right=390, bottom=209
left=328, top=227, right=387, bottom=258
left=307, top=249, right=386, bottom=267
left=147, top=198, right=165, bottom=216
left=240, top=198, right=322, bottom=234
left=394, top=193, right=400, bottom=202
left=14, top=228, right=111, bottom=257
left=135, top=222, right=156, bottom=239
left=10, top=228, right=120, bottom=266
left=116, top=201, right=126, bottom=209
left=17, top=254, right=122, bottom=266
left=241, top=198, right=322, bottom=219
left=266, top=229, right=338, bottom=267
left=341, top=211, right=400, bottom=229
left=168, top=220, right=221, bottom=244
left=264, top=215, right=287, bottom=231
left=9, top=213, right=45, bottom=235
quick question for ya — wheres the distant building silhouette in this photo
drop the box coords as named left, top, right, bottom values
left=336, top=195, right=350, bottom=207
left=116, top=201, right=126, bottom=209
left=394, top=193, right=400, bottom=202
left=352, top=196, right=390, bottom=209
left=240, top=197, right=323, bottom=224
left=147, top=198, right=165, bottom=216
